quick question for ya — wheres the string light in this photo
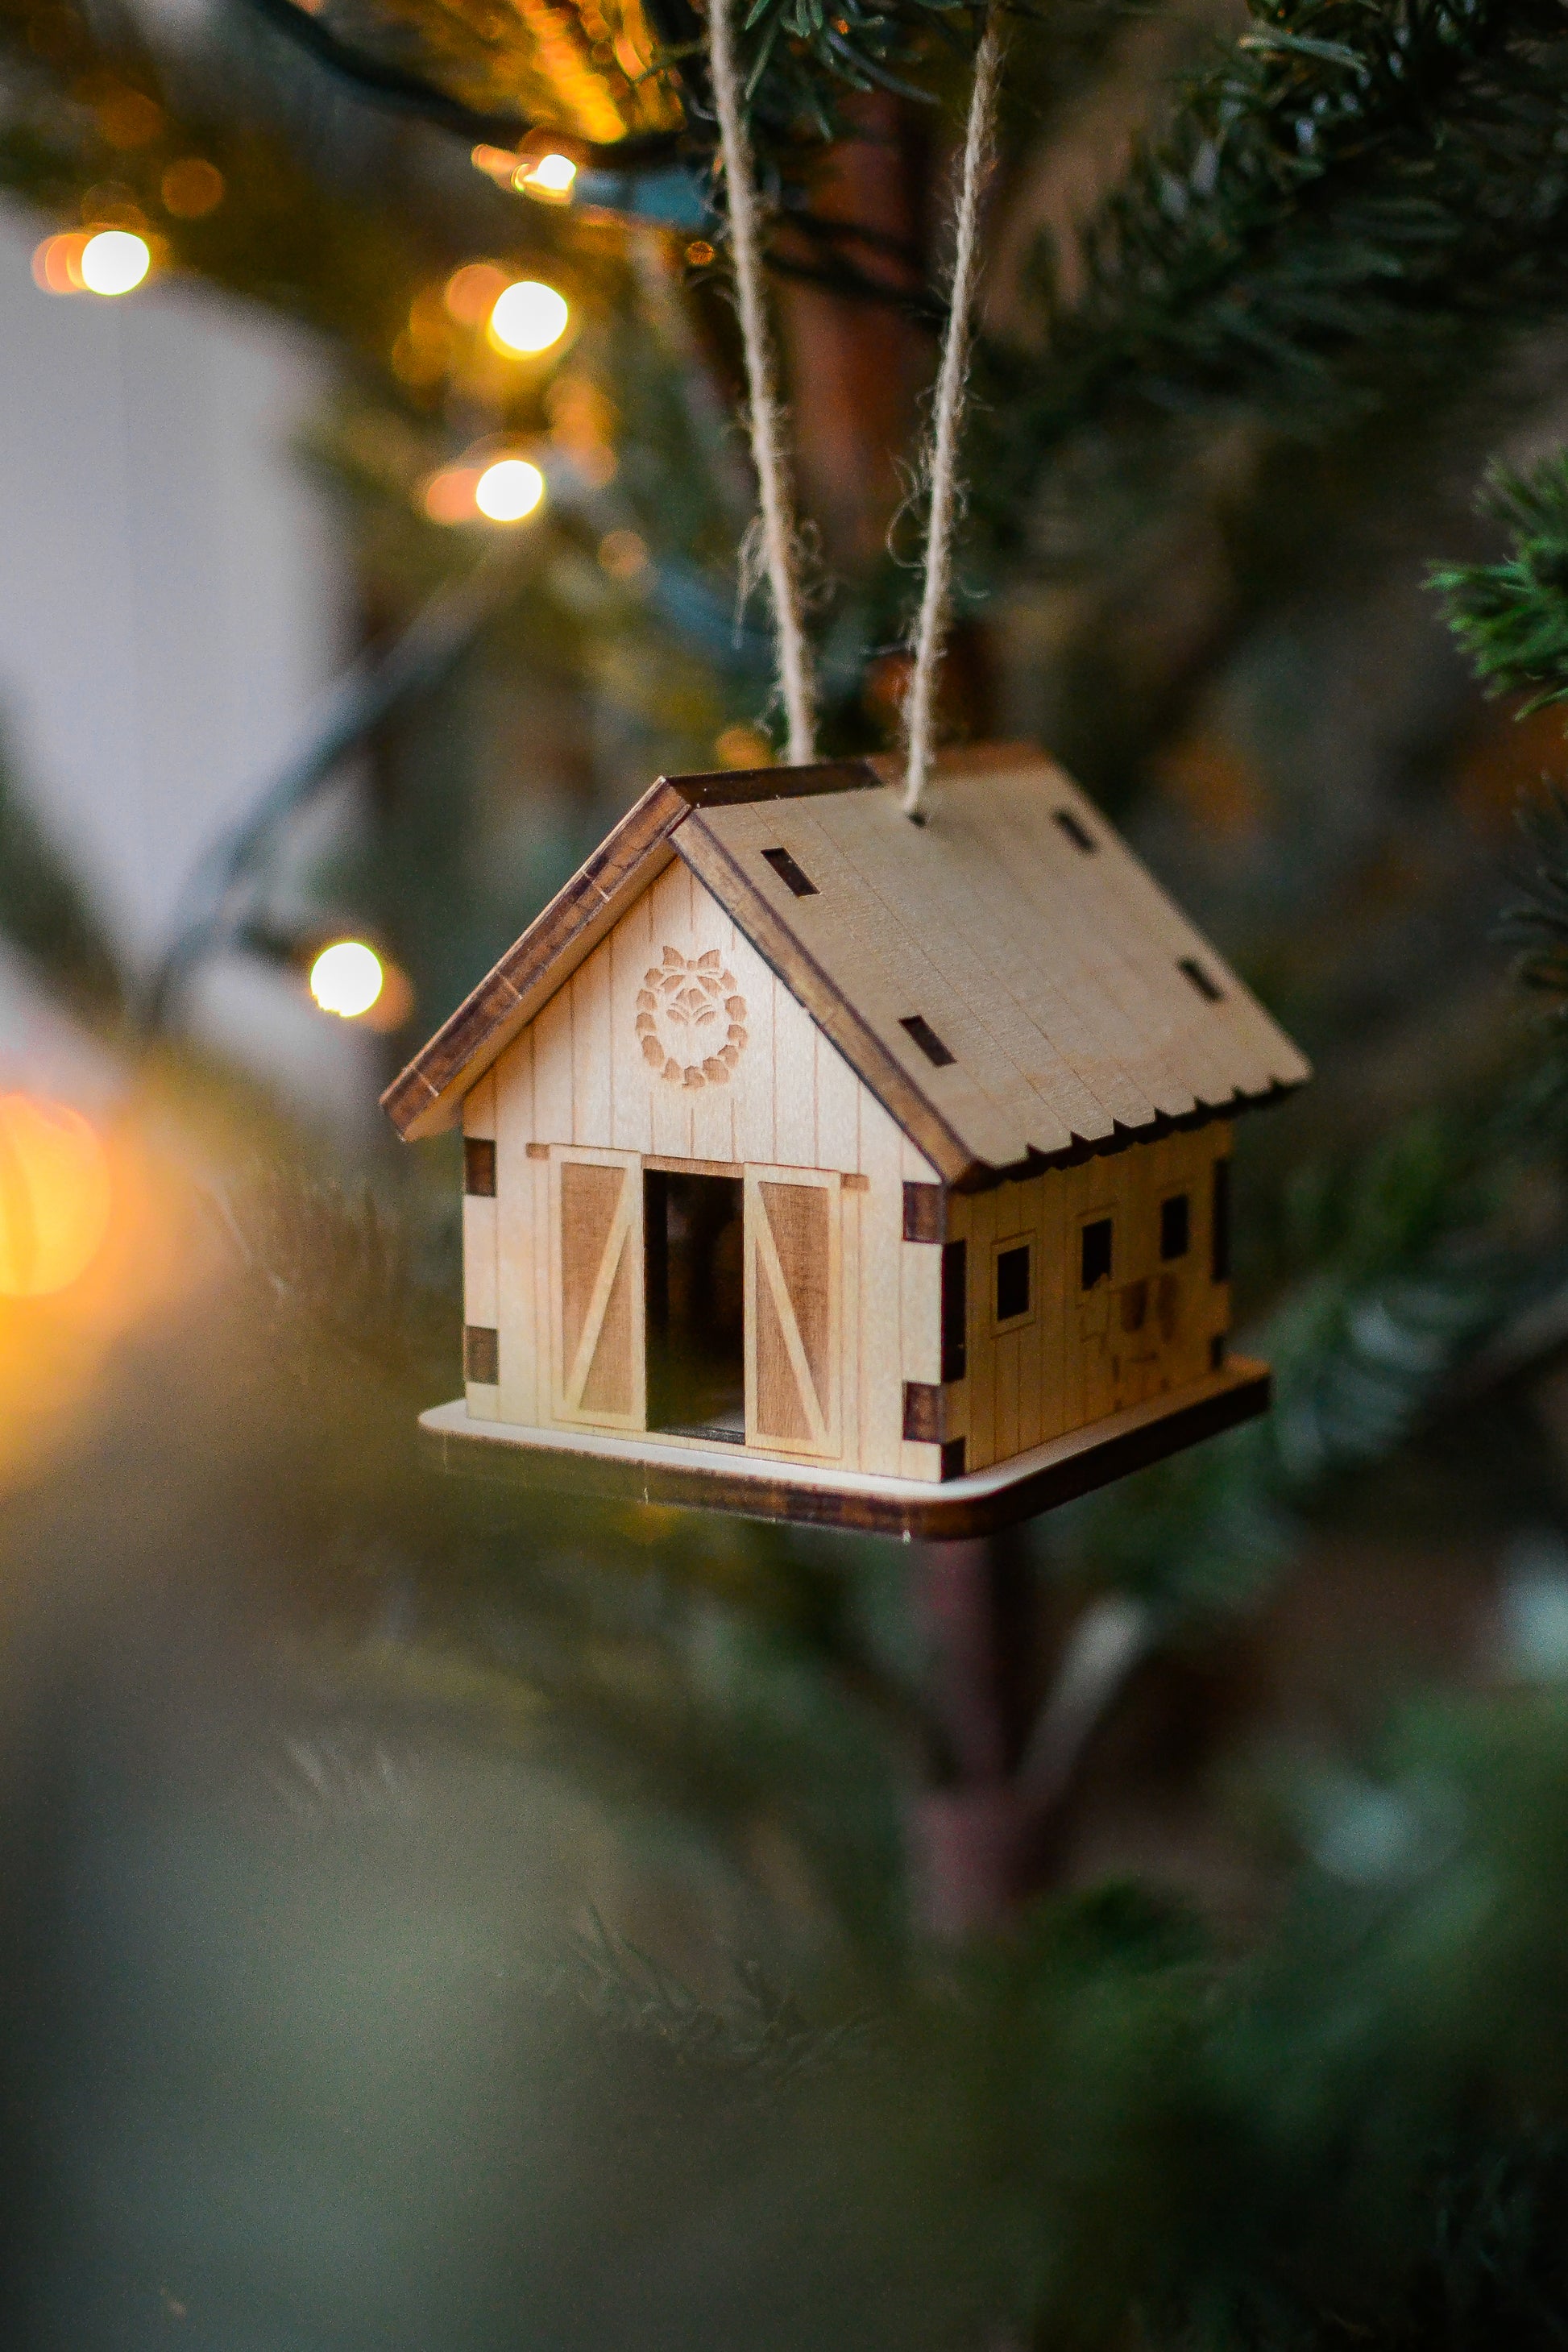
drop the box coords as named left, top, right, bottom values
left=471, top=144, right=524, bottom=189
left=78, top=230, right=150, bottom=296
left=309, top=940, right=384, bottom=1018
left=475, top=458, right=545, bottom=522
left=488, top=280, right=570, bottom=356
left=0, top=1096, right=112, bottom=1298
left=517, top=151, right=578, bottom=204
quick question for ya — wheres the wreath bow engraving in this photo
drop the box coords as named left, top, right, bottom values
left=636, top=948, right=749, bottom=1088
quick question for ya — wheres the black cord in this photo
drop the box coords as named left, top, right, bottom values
left=242, top=0, right=682, bottom=164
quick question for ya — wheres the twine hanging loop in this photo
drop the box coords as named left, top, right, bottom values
left=707, top=0, right=818, bottom=765
left=901, top=8, right=1005, bottom=819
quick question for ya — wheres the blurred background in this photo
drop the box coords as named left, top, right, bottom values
left=8, top=0, right=1568, bottom=2344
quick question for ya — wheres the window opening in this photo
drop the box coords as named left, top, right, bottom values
left=1212, top=1159, right=1231, bottom=1284
left=1160, top=1193, right=1190, bottom=1260
left=645, top=1171, right=745, bottom=1441
left=996, top=1242, right=1031, bottom=1323
left=463, top=1137, right=496, bottom=1197
left=1054, top=808, right=1097, bottom=853
left=761, top=846, right=818, bottom=898
left=1081, top=1217, right=1113, bottom=1290
left=1178, top=956, right=1223, bottom=1002
left=901, top=1014, right=956, bottom=1068
left=941, top=1239, right=967, bottom=1381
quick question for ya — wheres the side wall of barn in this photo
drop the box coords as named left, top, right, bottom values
left=944, top=1123, right=1234, bottom=1474
left=457, top=857, right=948, bottom=1481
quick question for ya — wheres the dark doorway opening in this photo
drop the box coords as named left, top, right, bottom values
left=645, top=1170, right=745, bottom=1442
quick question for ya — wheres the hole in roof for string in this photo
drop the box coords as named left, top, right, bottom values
left=761, top=847, right=817, bottom=898
left=1054, top=808, right=1097, bottom=852
left=900, top=1014, right=956, bottom=1068
left=1178, top=956, right=1224, bottom=1002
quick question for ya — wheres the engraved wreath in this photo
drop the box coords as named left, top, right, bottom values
left=637, top=947, right=749, bottom=1088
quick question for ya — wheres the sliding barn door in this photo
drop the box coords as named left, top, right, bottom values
left=745, top=1167, right=841, bottom=1459
left=549, top=1148, right=645, bottom=1430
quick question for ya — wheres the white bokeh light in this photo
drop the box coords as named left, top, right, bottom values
left=487, top=280, right=569, bottom=355
left=309, top=940, right=384, bottom=1018
left=474, top=458, right=545, bottom=523
left=79, top=231, right=151, bottom=297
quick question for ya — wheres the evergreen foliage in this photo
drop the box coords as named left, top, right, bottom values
left=1433, top=454, right=1568, bottom=716
left=977, top=0, right=1568, bottom=546
left=0, top=731, right=122, bottom=1030
left=12, top=0, right=1568, bottom=2337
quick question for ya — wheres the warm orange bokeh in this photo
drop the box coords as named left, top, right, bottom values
left=0, top=1095, right=112, bottom=1299
left=0, top=1099, right=197, bottom=1492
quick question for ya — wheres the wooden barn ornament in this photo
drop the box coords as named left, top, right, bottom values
left=383, top=743, right=1310, bottom=1537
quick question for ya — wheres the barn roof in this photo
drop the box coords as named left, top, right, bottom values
left=382, top=744, right=1309, bottom=1187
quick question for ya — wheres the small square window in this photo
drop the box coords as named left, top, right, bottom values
left=1160, top=1193, right=1190, bottom=1260
left=996, top=1242, right=1031, bottom=1324
left=1212, top=1159, right=1231, bottom=1284
left=463, top=1137, right=496, bottom=1197
left=1081, top=1217, right=1113, bottom=1290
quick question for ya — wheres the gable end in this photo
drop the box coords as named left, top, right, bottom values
left=382, top=761, right=879, bottom=1142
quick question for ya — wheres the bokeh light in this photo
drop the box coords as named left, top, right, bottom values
left=488, top=280, right=570, bottom=356
left=475, top=458, right=545, bottom=523
left=309, top=940, right=384, bottom=1019
left=0, top=1097, right=112, bottom=1299
left=421, top=463, right=486, bottom=525
left=714, top=724, right=774, bottom=770
left=517, top=151, right=578, bottom=203
left=31, top=233, right=90, bottom=294
left=443, top=259, right=511, bottom=327
left=599, top=529, right=649, bottom=579
left=161, top=158, right=225, bottom=219
left=78, top=230, right=151, bottom=296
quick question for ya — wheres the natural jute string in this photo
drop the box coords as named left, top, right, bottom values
left=901, top=7, right=1004, bottom=819
left=707, top=0, right=817, bottom=764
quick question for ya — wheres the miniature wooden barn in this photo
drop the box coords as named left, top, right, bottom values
left=384, top=745, right=1309, bottom=1536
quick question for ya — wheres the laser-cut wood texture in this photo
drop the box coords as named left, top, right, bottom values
left=388, top=747, right=1304, bottom=1520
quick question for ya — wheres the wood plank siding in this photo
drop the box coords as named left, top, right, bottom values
left=945, top=1122, right=1232, bottom=1473
left=480, top=859, right=945, bottom=1478
left=465, top=854, right=1235, bottom=1483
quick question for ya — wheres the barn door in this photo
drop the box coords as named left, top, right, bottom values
left=549, top=1148, right=645, bottom=1429
left=744, top=1167, right=841, bottom=1458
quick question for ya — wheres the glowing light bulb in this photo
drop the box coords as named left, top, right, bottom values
left=0, top=1096, right=112, bottom=1297
left=517, top=151, right=577, bottom=204
left=475, top=458, right=545, bottom=523
left=309, top=940, right=384, bottom=1018
left=488, top=279, right=569, bottom=356
left=78, top=230, right=150, bottom=296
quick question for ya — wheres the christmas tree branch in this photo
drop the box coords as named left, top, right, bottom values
left=1432, top=452, right=1568, bottom=718
left=976, top=0, right=1568, bottom=550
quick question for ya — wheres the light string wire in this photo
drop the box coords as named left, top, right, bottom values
left=707, top=0, right=818, bottom=764
left=901, top=6, right=1004, bottom=819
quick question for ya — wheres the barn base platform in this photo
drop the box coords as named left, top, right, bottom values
left=417, top=1356, right=1270, bottom=1540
